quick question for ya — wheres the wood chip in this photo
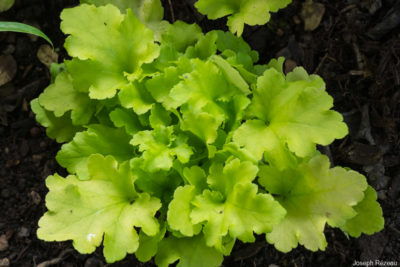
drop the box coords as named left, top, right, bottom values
left=0, top=258, right=10, bottom=267
left=0, top=235, right=8, bottom=252
left=300, top=0, right=326, bottom=31
left=0, top=55, right=17, bottom=87
left=37, top=44, right=58, bottom=69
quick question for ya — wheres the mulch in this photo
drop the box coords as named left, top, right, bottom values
left=0, top=0, right=399, bottom=266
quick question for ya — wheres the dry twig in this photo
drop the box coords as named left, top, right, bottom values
left=36, top=249, right=74, bottom=267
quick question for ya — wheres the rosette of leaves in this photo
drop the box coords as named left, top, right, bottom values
left=195, top=0, right=292, bottom=36
left=32, top=2, right=384, bottom=266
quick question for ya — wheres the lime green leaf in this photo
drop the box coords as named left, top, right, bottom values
left=80, top=0, right=132, bottom=10
left=93, top=104, right=119, bottom=126
left=183, top=166, right=208, bottom=190
left=194, top=0, right=234, bottom=20
left=118, top=82, right=155, bottom=115
left=341, top=186, right=384, bottom=237
left=61, top=5, right=159, bottom=99
left=233, top=119, right=277, bottom=160
left=221, top=94, right=251, bottom=132
left=169, top=59, right=242, bottom=143
left=30, top=99, right=83, bottom=143
left=38, top=72, right=95, bottom=125
left=109, top=108, right=143, bottom=135
left=134, top=1, right=169, bottom=41
left=130, top=158, right=182, bottom=202
left=234, top=67, right=348, bottom=158
left=180, top=110, right=220, bottom=144
left=146, top=66, right=184, bottom=106
left=49, top=63, right=66, bottom=83
left=145, top=44, right=180, bottom=72
left=145, top=57, right=193, bottom=108
left=166, top=167, right=209, bottom=239
left=265, top=57, right=285, bottom=73
left=259, top=155, right=368, bottom=252
left=66, top=58, right=127, bottom=96
left=232, top=119, right=299, bottom=169
left=195, top=0, right=292, bottom=35
left=185, top=31, right=218, bottom=60
left=130, top=126, right=192, bottom=172
left=0, top=0, right=14, bottom=12
left=38, top=155, right=161, bottom=263
left=80, top=0, right=165, bottom=33
left=222, top=52, right=259, bottom=85
left=56, top=125, right=135, bottom=180
left=149, top=104, right=172, bottom=128
left=155, top=234, right=224, bottom=267
left=62, top=4, right=119, bottom=60
left=190, top=159, right=285, bottom=250
left=0, top=21, right=53, bottom=47
left=161, top=21, right=203, bottom=53
left=168, top=185, right=202, bottom=236
left=132, top=0, right=164, bottom=25
left=226, top=0, right=269, bottom=36
left=169, top=59, right=235, bottom=109
left=207, top=158, right=258, bottom=196
left=191, top=183, right=286, bottom=250
left=215, top=30, right=258, bottom=63
left=217, top=143, right=258, bottom=164
left=211, top=55, right=250, bottom=95
left=80, top=0, right=162, bottom=19
left=136, top=227, right=166, bottom=262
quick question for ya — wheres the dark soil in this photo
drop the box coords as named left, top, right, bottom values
left=1, top=0, right=399, bottom=266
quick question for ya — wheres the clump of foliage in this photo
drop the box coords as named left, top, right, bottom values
left=195, top=0, right=292, bottom=35
left=31, top=1, right=384, bottom=266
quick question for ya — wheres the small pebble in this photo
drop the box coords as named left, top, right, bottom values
left=377, top=190, right=387, bottom=200
left=39, top=141, right=47, bottom=148
left=84, top=257, right=103, bottom=267
left=0, top=235, right=8, bottom=252
left=30, top=191, right=41, bottom=205
left=30, top=127, right=40, bottom=137
left=293, top=15, right=301, bottom=24
left=19, top=139, right=29, bottom=157
left=2, top=45, right=15, bottom=55
left=276, top=28, right=284, bottom=36
left=32, top=154, right=43, bottom=163
left=5, top=159, right=19, bottom=168
left=17, top=227, right=29, bottom=238
left=0, top=258, right=10, bottom=267
left=376, top=175, right=390, bottom=190
left=0, top=54, right=17, bottom=87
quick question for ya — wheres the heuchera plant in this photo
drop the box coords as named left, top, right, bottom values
left=195, top=0, right=292, bottom=36
left=31, top=1, right=384, bottom=266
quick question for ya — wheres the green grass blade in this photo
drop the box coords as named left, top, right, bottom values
left=0, top=22, right=53, bottom=47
